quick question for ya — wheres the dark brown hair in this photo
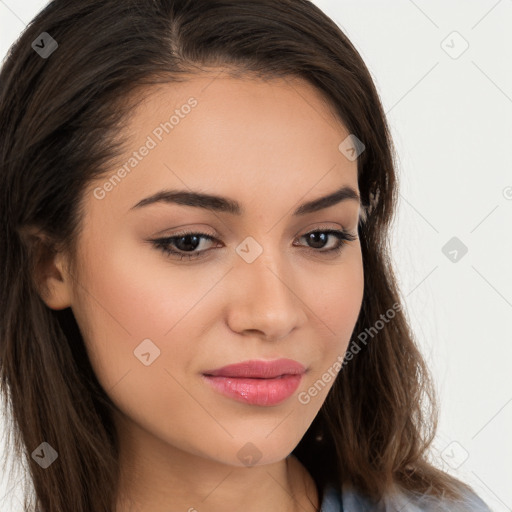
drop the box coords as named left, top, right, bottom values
left=0, top=1, right=479, bottom=511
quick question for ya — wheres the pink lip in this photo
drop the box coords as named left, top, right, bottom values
left=201, top=358, right=306, bottom=406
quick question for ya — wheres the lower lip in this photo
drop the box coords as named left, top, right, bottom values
left=201, top=374, right=303, bottom=406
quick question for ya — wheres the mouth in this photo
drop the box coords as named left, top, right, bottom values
left=201, top=358, right=306, bottom=406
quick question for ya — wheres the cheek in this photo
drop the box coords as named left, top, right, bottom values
left=302, top=251, right=364, bottom=390
left=70, top=233, right=186, bottom=388
left=69, top=240, right=217, bottom=450
left=71, top=230, right=241, bottom=400
left=313, top=250, right=364, bottom=339
left=78, top=232, right=225, bottom=334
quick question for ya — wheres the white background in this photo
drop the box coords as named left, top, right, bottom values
left=1, top=1, right=511, bottom=511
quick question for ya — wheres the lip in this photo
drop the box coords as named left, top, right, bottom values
left=202, top=358, right=306, bottom=378
left=201, top=358, right=306, bottom=406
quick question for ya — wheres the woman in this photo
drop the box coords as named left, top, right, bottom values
left=0, top=1, right=493, bottom=511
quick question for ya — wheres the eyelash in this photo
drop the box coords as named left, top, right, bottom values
left=150, top=227, right=357, bottom=261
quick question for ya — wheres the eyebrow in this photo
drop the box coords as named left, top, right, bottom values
left=130, top=185, right=360, bottom=216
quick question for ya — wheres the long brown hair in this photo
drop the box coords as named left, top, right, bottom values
left=0, top=1, right=479, bottom=511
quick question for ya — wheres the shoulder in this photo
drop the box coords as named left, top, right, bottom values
left=320, top=481, right=492, bottom=512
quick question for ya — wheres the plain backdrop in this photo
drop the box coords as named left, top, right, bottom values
left=1, top=1, right=511, bottom=511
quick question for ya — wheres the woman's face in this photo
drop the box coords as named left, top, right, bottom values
left=60, top=71, right=364, bottom=471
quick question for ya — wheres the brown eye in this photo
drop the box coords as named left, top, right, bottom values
left=151, top=231, right=218, bottom=261
left=295, top=229, right=357, bottom=253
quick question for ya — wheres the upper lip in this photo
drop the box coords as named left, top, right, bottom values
left=202, top=358, right=306, bottom=379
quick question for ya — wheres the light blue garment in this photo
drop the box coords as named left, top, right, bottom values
left=320, top=481, right=493, bottom=512
left=319, top=485, right=343, bottom=512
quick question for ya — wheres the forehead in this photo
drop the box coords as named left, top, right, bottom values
left=86, top=71, right=359, bottom=220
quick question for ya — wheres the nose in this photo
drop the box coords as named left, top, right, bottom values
left=225, top=247, right=308, bottom=342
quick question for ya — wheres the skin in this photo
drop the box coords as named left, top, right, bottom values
left=38, top=69, right=365, bottom=512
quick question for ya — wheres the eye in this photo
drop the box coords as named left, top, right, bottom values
left=150, top=230, right=219, bottom=261
left=294, top=229, right=357, bottom=255
left=150, top=227, right=357, bottom=261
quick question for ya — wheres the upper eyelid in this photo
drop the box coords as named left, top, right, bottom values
left=157, top=221, right=354, bottom=239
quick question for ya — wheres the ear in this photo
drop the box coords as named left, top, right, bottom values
left=37, top=248, right=74, bottom=310
left=20, top=226, right=74, bottom=310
